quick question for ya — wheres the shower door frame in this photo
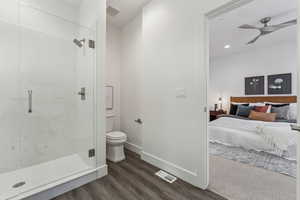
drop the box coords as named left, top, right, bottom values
left=20, top=16, right=108, bottom=199
left=0, top=1, right=108, bottom=199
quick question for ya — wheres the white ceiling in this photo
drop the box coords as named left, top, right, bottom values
left=107, top=0, right=151, bottom=28
left=210, top=0, right=297, bottom=59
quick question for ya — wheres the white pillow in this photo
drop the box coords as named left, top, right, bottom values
left=249, top=102, right=265, bottom=106
left=289, top=103, right=297, bottom=120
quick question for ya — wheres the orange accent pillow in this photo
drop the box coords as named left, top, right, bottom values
left=249, top=111, right=276, bottom=122
left=254, top=106, right=269, bottom=113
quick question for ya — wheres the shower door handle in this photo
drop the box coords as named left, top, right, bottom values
left=28, top=90, right=32, bottom=113
left=78, top=87, right=86, bottom=100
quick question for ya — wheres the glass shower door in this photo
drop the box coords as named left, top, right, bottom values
left=0, top=8, right=22, bottom=199
left=0, top=1, right=98, bottom=199
left=17, top=1, right=96, bottom=193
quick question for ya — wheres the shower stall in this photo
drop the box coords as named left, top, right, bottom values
left=0, top=0, right=104, bottom=199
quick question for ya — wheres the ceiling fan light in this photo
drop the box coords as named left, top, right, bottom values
left=224, top=45, right=231, bottom=49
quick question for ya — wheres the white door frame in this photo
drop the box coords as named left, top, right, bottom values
left=204, top=0, right=299, bottom=199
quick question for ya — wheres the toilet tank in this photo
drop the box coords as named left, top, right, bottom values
left=106, top=116, right=115, bottom=133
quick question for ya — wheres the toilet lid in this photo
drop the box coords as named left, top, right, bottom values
left=107, top=131, right=126, bottom=139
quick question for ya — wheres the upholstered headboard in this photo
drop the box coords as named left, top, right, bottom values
left=230, top=96, right=297, bottom=104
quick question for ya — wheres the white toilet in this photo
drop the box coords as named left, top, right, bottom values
left=106, top=116, right=127, bottom=162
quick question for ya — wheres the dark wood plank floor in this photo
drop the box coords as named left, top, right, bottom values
left=53, top=150, right=226, bottom=200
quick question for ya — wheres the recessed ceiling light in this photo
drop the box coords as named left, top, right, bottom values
left=224, top=45, right=231, bottom=49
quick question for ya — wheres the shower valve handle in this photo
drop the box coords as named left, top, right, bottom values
left=135, top=118, right=143, bottom=124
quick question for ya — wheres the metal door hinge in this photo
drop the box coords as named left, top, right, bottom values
left=78, top=87, right=86, bottom=100
left=89, top=40, right=95, bottom=49
left=204, top=106, right=207, bottom=113
left=89, top=149, right=95, bottom=158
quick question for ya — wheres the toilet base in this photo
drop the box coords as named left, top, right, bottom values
left=107, top=143, right=126, bottom=162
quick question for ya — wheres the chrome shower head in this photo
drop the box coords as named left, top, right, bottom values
left=107, top=6, right=120, bottom=17
left=73, top=38, right=85, bottom=48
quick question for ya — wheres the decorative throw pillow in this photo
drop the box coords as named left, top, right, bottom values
left=229, top=103, right=249, bottom=115
left=236, top=105, right=253, bottom=117
left=271, top=105, right=290, bottom=120
left=254, top=106, right=269, bottom=113
left=249, top=111, right=277, bottom=122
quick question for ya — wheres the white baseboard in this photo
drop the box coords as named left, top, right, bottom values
left=141, top=151, right=199, bottom=186
left=125, top=142, right=142, bottom=155
left=21, top=165, right=107, bottom=200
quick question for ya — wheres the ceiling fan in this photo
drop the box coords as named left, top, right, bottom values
left=238, top=17, right=297, bottom=44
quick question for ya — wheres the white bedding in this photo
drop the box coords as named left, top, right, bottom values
left=209, top=117, right=297, bottom=160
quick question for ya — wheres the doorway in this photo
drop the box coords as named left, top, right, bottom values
left=206, top=0, right=299, bottom=199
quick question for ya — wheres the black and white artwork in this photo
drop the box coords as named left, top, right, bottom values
left=245, top=76, right=265, bottom=95
left=268, top=73, right=292, bottom=94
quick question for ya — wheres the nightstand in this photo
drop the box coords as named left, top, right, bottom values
left=210, top=110, right=226, bottom=121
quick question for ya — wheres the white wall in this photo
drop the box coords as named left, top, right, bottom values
left=106, top=23, right=121, bottom=130
left=105, top=12, right=143, bottom=153
left=120, top=13, right=143, bottom=152
left=141, top=0, right=230, bottom=188
left=111, top=0, right=300, bottom=193
left=94, top=0, right=107, bottom=176
left=209, top=42, right=297, bottom=111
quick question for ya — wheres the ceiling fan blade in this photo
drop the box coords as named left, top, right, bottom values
left=238, top=24, right=259, bottom=29
left=270, top=19, right=297, bottom=30
left=247, top=34, right=262, bottom=45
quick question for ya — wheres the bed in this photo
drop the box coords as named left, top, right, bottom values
left=209, top=96, right=298, bottom=176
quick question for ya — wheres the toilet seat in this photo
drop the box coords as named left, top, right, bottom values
left=106, top=132, right=127, bottom=144
left=106, top=131, right=127, bottom=140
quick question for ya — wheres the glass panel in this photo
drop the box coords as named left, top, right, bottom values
left=0, top=17, right=22, bottom=200
left=17, top=0, right=95, bottom=194
left=0, top=1, right=97, bottom=199
left=0, top=21, right=20, bottom=175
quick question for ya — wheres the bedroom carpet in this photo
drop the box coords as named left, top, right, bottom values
left=209, top=155, right=296, bottom=200
left=210, top=142, right=297, bottom=177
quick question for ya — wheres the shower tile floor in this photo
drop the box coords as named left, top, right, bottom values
left=0, top=154, right=91, bottom=200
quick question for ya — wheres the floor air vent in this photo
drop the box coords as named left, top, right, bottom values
left=155, top=170, right=177, bottom=183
